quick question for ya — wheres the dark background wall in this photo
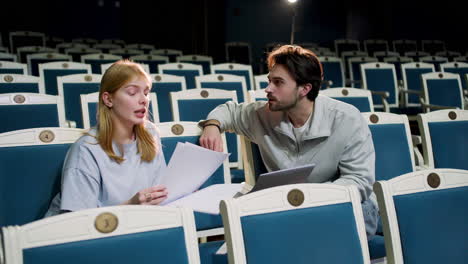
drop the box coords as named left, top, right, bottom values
left=1, top=0, right=466, bottom=73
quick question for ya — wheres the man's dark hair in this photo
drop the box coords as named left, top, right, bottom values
left=267, top=45, right=323, bottom=101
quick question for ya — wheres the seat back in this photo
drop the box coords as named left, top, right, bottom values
left=9, top=31, right=46, bottom=54
left=417, top=109, right=468, bottom=169
left=150, top=49, right=183, bottom=62
left=221, top=183, right=370, bottom=264
left=27, top=53, right=71, bottom=76
left=361, top=62, right=398, bottom=108
left=81, top=53, right=122, bottom=74
left=247, top=89, right=267, bottom=103
left=195, top=73, right=247, bottom=103
left=151, top=73, right=186, bottom=122
left=176, top=55, right=213, bottom=75
left=254, top=74, right=268, bottom=90
left=363, top=112, right=415, bottom=181
left=404, top=51, right=430, bottom=62
left=383, top=56, right=413, bottom=81
left=373, top=51, right=399, bottom=62
left=319, top=56, right=345, bottom=88
left=92, top=43, right=121, bottom=54
left=17, top=46, right=56, bottom=64
left=0, top=127, right=84, bottom=227
left=348, top=56, right=378, bottom=88
left=64, top=47, right=101, bottom=62
left=421, top=40, right=446, bottom=54
left=419, top=56, right=449, bottom=71
left=109, top=48, right=144, bottom=59
left=2, top=205, right=200, bottom=264
left=57, top=74, right=101, bottom=128
left=374, top=169, right=468, bottom=264
left=212, top=63, right=254, bottom=91
left=392, top=40, right=417, bottom=56
left=0, top=93, right=66, bottom=133
left=80, top=92, right=159, bottom=129
left=441, top=62, right=468, bottom=92
left=39, top=61, right=91, bottom=95
left=170, top=89, right=241, bottom=169
left=321, top=88, right=374, bottom=112
left=401, top=62, right=435, bottom=107
left=0, top=61, right=27, bottom=75
left=334, top=39, right=360, bottom=57
left=0, top=74, right=39, bottom=94
left=363, top=39, right=389, bottom=56
left=0, top=52, right=18, bottom=62
left=421, top=72, right=464, bottom=111
left=131, top=54, right=169, bottom=74
left=159, top=63, right=202, bottom=90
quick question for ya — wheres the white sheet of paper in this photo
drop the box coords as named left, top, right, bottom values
left=166, top=183, right=243, bottom=214
left=160, top=142, right=230, bottom=205
left=215, top=242, right=227, bottom=255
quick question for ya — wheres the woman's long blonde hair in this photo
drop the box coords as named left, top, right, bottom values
left=97, top=60, right=158, bottom=163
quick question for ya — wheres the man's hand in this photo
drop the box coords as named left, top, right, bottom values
left=200, top=125, right=223, bottom=152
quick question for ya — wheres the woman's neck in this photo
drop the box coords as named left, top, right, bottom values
left=112, top=119, right=135, bottom=145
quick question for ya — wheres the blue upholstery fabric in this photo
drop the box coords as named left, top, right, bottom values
left=369, top=124, right=413, bottom=181
left=177, top=98, right=238, bottom=164
left=258, top=81, right=268, bottom=89
left=151, top=82, right=183, bottom=122
left=0, top=105, right=60, bottom=133
left=442, top=67, right=468, bottom=91
left=161, top=136, right=225, bottom=231
left=405, top=68, right=433, bottom=104
left=0, top=83, right=39, bottom=93
left=387, top=61, right=404, bottom=81
left=230, top=169, right=245, bottom=183
left=43, top=69, right=88, bottom=95
left=365, top=68, right=397, bottom=105
left=351, top=61, right=368, bottom=88
left=23, top=227, right=190, bottom=264
left=161, top=69, right=200, bottom=89
left=84, top=59, right=117, bottom=74
left=30, top=58, right=64, bottom=76
left=368, top=235, right=386, bottom=259
left=199, top=81, right=245, bottom=103
left=332, top=97, right=371, bottom=112
left=322, top=62, right=344, bottom=88
left=428, top=121, right=468, bottom=169
left=63, top=83, right=100, bottom=128
left=0, top=68, right=24, bottom=74
left=393, top=186, right=468, bottom=263
left=241, top=202, right=364, bottom=264
left=87, top=103, right=98, bottom=127
left=214, top=69, right=252, bottom=91
left=426, top=79, right=462, bottom=108
left=135, top=59, right=167, bottom=73
left=179, top=60, right=211, bottom=75
left=0, top=144, right=71, bottom=227
left=199, top=240, right=227, bottom=264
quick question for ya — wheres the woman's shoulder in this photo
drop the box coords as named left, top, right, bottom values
left=144, top=121, right=161, bottom=138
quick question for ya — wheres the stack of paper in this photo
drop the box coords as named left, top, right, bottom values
left=166, top=183, right=244, bottom=214
left=160, top=142, right=230, bottom=205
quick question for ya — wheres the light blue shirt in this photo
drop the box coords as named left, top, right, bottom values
left=46, top=124, right=166, bottom=216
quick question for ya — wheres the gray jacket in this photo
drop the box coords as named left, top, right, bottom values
left=207, top=95, right=378, bottom=235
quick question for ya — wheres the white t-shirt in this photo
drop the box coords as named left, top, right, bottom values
left=45, top=125, right=166, bottom=216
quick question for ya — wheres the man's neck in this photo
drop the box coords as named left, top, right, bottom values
left=287, top=99, right=314, bottom=128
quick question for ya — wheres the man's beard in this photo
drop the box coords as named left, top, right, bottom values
left=267, top=94, right=299, bottom=112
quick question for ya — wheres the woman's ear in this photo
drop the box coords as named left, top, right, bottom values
left=102, top=92, right=113, bottom=108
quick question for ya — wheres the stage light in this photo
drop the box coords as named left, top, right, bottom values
left=286, top=0, right=299, bottom=44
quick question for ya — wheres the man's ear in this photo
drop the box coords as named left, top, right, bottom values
left=299, top=83, right=313, bottom=97
left=102, top=92, right=113, bottom=108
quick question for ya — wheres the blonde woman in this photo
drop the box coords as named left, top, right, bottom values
left=46, top=60, right=167, bottom=216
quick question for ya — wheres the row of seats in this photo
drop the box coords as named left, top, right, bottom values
left=1, top=122, right=466, bottom=263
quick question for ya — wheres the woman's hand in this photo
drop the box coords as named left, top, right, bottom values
left=124, top=185, right=168, bottom=205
